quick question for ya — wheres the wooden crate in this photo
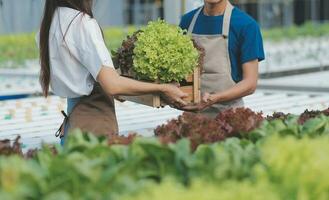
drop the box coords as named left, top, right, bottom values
left=119, top=68, right=201, bottom=108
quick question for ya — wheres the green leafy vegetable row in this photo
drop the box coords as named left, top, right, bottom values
left=0, top=27, right=137, bottom=67
left=0, top=134, right=259, bottom=200
left=262, top=22, right=329, bottom=41
left=1, top=108, right=329, bottom=200
left=124, top=135, right=329, bottom=200
left=1, top=22, right=329, bottom=68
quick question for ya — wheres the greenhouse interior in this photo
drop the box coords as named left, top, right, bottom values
left=1, top=0, right=329, bottom=199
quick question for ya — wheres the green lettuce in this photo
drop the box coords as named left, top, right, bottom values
left=133, top=20, right=199, bottom=82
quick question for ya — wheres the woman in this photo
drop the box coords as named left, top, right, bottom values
left=37, top=0, right=187, bottom=144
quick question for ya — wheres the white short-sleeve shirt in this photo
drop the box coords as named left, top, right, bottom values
left=37, top=7, right=114, bottom=98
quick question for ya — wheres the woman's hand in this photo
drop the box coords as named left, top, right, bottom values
left=161, top=84, right=188, bottom=107
left=114, top=96, right=126, bottom=103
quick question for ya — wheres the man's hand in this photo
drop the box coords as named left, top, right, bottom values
left=178, top=59, right=259, bottom=111
left=173, top=92, right=217, bottom=112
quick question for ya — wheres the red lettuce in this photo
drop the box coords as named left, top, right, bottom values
left=155, top=112, right=231, bottom=150
left=215, top=108, right=264, bottom=136
left=0, top=136, right=22, bottom=156
left=298, top=108, right=329, bottom=124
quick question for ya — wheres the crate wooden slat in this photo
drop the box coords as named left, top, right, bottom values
left=193, top=68, right=201, bottom=102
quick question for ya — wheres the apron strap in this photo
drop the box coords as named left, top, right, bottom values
left=55, top=97, right=81, bottom=139
left=187, top=2, right=234, bottom=37
left=222, top=1, right=234, bottom=73
left=187, top=7, right=203, bottom=34
left=222, top=1, right=234, bottom=38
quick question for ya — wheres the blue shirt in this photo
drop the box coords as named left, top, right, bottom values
left=180, top=7, right=265, bottom=82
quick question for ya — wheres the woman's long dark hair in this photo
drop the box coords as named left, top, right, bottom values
left=39, top=0, right=94, bottom=97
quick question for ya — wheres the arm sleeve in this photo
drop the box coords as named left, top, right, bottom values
left=69, top=16, right=114, bottom=80
left=240, top=21, right=265, bottom=64
left=179, top=11, right=195, bottom=31
left=179, top=15, right=189, bottom=30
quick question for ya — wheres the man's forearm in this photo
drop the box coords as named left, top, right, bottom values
left=213, top=79, right=257, bottom=103
left=212, top=60, right=259, bottom=103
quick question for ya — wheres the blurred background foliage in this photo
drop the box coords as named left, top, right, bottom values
left=0, top=22, right=328, bottom=67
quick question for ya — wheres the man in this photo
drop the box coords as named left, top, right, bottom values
left=180, top=0, right=265, bottom=118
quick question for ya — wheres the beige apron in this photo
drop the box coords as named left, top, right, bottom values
left=188, top=2, right=244, bottom=118
left=68, top=84, right=119, bottom=136
left=57, top=84, right=119, bottom=143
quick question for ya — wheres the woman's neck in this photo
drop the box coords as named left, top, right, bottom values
left=204, top=0, right=227, bottom=16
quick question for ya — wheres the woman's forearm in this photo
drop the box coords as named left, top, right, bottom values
left=111, top=75, right=166, bottom=96
left=98, top=67, right=166, bottom=96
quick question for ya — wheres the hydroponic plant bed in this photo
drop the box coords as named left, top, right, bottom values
left=2, top=89, right=329, bottom=152
left=1, top=107, right=329, bottom=200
